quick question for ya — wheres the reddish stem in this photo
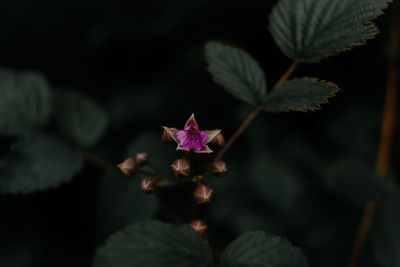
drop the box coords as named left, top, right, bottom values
left=349, top=11, right=399, bottom=267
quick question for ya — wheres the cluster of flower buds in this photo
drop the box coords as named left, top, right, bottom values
left=189, top=219, right=208, bottom=236
left=161, top=114, right=228, bottom=204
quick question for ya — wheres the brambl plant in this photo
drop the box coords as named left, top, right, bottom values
left=0, top=0, right=398, bottom=266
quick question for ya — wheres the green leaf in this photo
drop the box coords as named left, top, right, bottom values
left=0, top=133, right=84, bottom=193
left=93, top=220, right=214, bottom=267
left=269, top=0, right=392, bottom=62
left=247, top=155, right=306, bottom=216
left=320, top=158, right=382, bottom=208
left=54, top=90, right=109, bottom=147
left=126, top=132, right=173, bottom=166
left=96, top=132, right=173, bottom=242
left=205, top=42, right=267, bottom=106
left=0, top=70, right=52, bottom=136
left=263, top=78, right=339, bottom=112
left=96, top=170, right=158, bottom=242
left=372, top=191, right=400, bottom=267
left=220, top=231, right=309, bottom=267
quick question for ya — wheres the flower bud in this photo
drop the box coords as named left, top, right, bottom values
left=210, top=160, right=227, bottom=177
left=161, top=127, right=178, bottom=144
left=193, top=184, right=214, bottom=204
left=117, top=158, right=136, bottom=177
left=189, top=220, right=208, bottom=235
left=136, top=153, right=148, bottom=165
left=171, top=159, right=190, bottom=177
left=141, top=178, right=156, bottom=193
left=209, top=133, right=225, bottom=147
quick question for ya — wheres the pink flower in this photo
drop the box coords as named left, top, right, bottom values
left=162, top=114, right=220, bottom=154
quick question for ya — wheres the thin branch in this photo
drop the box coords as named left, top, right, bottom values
left=273, top=61, right=299, bottom=89
left=349, top=11, right=399, bottom=267
left=85, top=152, right=114, bottom=171
left=349, top=195, right=382, bottom=267
left=136, top=168, right=158, bottom=176
left=203, top=60, right=299, bottom=179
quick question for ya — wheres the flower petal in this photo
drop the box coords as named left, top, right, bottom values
left=176, top=129, right=188, bottom=143
left=184, top=113, right=198, bottom=129
left=161, top=126, right=179, bottom=142
left=194, top=145, right=213, bottom=154
left=204, top=129, right=221, bottom=144
left=176, top=143, right=190, bottom=152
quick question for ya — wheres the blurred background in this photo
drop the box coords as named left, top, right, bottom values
left=0, top=0, right=398, bottom=266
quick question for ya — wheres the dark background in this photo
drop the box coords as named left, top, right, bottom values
left=0, top=0, right=398, bottom=266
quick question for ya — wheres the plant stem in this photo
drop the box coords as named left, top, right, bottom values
left=203, top=106, right=264, bottom=178
left=85, top=152, right=114, bottom=171
left=136, top=168, right=158, bottom=176
left=147, top=162, right=162, bottom=173
left=203, top=60, right=299, bottom=179
left=274, top=61, right=299, bottom=89
left=349, top=195, right=382, bottom=267
left=349, top=11, right=399, bottom=267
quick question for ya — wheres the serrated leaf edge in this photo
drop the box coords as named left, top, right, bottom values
left=265, top=77, right=341, bottom=113
left=268, top=0, right=393, bottom=62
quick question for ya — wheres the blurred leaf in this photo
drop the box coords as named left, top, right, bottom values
left=248, top=155, right=305, bottom=212
left=0, top=70, right=52, bottom=136
left=323, top=103, right=380, bottom=159
left=107, top=86, right=169, bottom=129
left=54, top=90, right=109, bottom=148
left=205, top=42, right=267, bottom=106
left=320, top=158, right=382, bottom=208
left=96, top=132, right=172, bottom=242
left=96, top=170, right=158, bottom=242
left=126, top=132, right=174, bottom=168
left=0, top=133, right=84, bottom=193
left=372, top=191, right=400, bottom=267
left=220, top=231, right=309, bottom=267
left=269, top=0, right=392, bottom=62
left=263, top=78, right=339, bottom=112
left=93, top=220, right=214, bottom=267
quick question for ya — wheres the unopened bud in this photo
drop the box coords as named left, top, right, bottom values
left=210, top=160, right=227, bottom=177
left=189, top=220, right=208, bottom=235
left=209, top=133, right=225, bottom=147
left=171, top=159, right=190, bottom=177
left=161, top=127, right=178, bottom=144
left=136, top=153, right=148, bottom=165
left=117, top=158, right=136, bottom=177
left=141, top=178, right=156, bottom=193
left=193, top=184, right=214, bottom=204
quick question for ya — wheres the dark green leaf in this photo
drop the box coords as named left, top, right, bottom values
left=372, top=191, right=400, bottom=267
left=205, top=42, right=267, bottom=106
left=263, top=78, right=339, bottom=112
left=269, top=0, right=392, bottom=62
left=248, top=155, right=306, bottom=215
left=96, top=132, right=173, bottom=242
left=0, top=70, right=52, bottom=136
left=54, top=90, right=109, bottom=147
left=96, top=170, right=158, bottom=242
left=93, top=220, right=214, bottom=267
left=0, top=133, right=84, bottom=193
left=220, top=231, right=309, bottom=267
left=126, top=132, right=175, bottom=168
left=320, top=158, right=382, bottom=208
